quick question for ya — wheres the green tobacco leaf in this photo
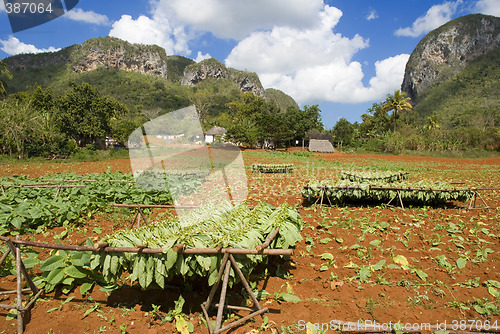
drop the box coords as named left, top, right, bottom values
left=488, top=287, right=499, bottom=298
left=369, top=239, right=381, bottom=247
left=371, top=260, right=386, bottom=271
left=456, top=257, right=467, bottom=269
left=358, top=266, right=372, bottom=282
left=320, top=253, right=334, bottom=261
left=80, top=282, right=93, bottom=296
left=40, top=256, right=65, bottom=271
left=484, top=280, right=500, bottom=288
left=64, top=265, right=88, bottom=278
left=414, top=269, right=428, bottom=281
left=46, top=267, right=65, bottom=285
left=281, top=293, right=301, bottom=303
left=393, top=255, right=409, bottom=269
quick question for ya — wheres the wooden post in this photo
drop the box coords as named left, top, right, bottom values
left=15, top=238, right=23, bottom=334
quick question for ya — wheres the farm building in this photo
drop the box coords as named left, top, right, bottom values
left=204, top=126, right=226, bottom=143
left=309, top=139, right=334, bottom=153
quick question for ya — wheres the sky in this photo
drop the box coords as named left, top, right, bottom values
left=0, top=0, right=499, bottom=129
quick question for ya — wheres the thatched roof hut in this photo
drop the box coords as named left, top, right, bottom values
left=205, top=126, right=226, bottom=143
left=309, top=139, right=334, bottom=153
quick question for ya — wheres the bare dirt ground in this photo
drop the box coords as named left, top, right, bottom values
left=0, top=149, right=499, bottom=334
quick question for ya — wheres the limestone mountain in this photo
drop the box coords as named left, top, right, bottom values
left=3, top=36, right=298, bottom=113
left=401, top=14, right=500, bottom=103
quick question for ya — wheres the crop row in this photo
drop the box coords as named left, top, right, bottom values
left=340, top=170, right=409, bottom=183
left=302, top=180, right=473, bottom=205
left=91, top=201, right=303, bottom=289
left=0, top=172, right=172, bottom=234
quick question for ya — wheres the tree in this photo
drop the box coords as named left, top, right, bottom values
left=331, top=118, right=354, bottom=148
left=0, top=99, right=43, bottom=158
left=0, top=60, right=13, bottom=98
left=382, top=90, right=413, bottom=132
left=56, top=82, right=128, bottom=148
left=285, top=105, right=324, bottom=146
left=189, top=89, right=215, bottom=125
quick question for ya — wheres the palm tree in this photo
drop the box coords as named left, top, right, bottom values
left=382, top=90, right=412, bottom=132
left=426, top=115, right=440, bottom=131
left=0, top=60, right=13, bottom=98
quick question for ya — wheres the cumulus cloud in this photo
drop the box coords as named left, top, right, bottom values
left=64, top=8, right=110, bottom=25
left=109, top=15, right=181, bottom=54
left=395, top=1, right=461, bottom=37
left=0, top=36, right=61, bottom=55
left=226, top=5, right=407, bottom=104
left=106, top=1, right=409, bottom=104
left=366, top=9, right=378, bottom=21
left=152, top=0, right=324, bottom=40
left=474, top=0, right=500, bottom=16
left=195, top=51, right=211, bottom=62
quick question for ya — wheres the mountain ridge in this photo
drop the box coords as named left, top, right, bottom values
left=3, top=36, right=299, bottom=112
left=401, top=14, right=500, bottom=103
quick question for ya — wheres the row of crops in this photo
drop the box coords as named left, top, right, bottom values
left=0, top=172, right=172, bottom=235
left=91, top=202, right=303, bottom=289
left=0, top=169, right=475, bottom=235
left=302, top=171, right=474, bottom=206
left=252, top=164, right=293, bottom=173
left=340, top=170, right=409, bottom=182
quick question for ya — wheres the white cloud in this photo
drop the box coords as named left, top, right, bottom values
left=366, top=9, right=378, bottom=21
left=64, top=8, right=110, bottom=26
left=474, top=0, right=500, bottom=16
left=195, top=51, right=211, bottom=62
left=395, top=1, right=461, bottom=37
left=152, top=0, right=325, bottom=40
left=0, top=36, right=61, bottom=55
left=105, top=1, right=409, bottom=105
left=225, top=5, right=406, bottom=104
left=109, top=15, right=180, bottom=54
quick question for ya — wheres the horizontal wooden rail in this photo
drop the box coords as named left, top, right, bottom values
left=110, top=203, right=189, bottom=209
left=0, top=236, right=293, bottom=256
left=0, top=184, right=85, bottom=188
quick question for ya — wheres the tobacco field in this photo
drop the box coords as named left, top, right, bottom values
left=0, top=149, right=498, bottom=334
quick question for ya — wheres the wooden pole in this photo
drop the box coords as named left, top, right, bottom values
left=0, top=236, right=293, bottom=256
left=15, top=238, right=23, bottom=334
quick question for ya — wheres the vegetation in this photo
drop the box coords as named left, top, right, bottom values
left=381, top=90, right=412, bottom=132
left=332, top=49, right=500, bottom=157
left=91, top=202, right=304, bottom=288
left=302, top=179, right=473, bottom=205
left=0, top=59, right=12, bottom=97
left=0, top=172, right=172, bottom=235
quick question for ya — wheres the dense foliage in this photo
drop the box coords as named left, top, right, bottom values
left=0, top=172, right=172, bottom=235
left=332, top=48, right=500, bottom=154
left=302, top=179, right=473, bottom=205
left=252, top=164, right=294, bottom=173
left=90, top=202, right=304, bottom=288
left=341, top=171, right=409, bottom=183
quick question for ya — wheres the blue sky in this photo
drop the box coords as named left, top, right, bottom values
left=1, top=0, right=499, bottom=128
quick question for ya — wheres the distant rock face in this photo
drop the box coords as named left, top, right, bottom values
left=181, top=58, right=265, bottom=97
left=4, top=37, right=169, bottom=79
left=73, top=38, right=168, bottom=78
left=181, top=60, right=228, bottom=85
left=401, top=14, right=500, bottom=102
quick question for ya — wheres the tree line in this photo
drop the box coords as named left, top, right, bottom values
left=331, top=90, right=499, bottom=153
left=0, top=77, right=323, bottom=158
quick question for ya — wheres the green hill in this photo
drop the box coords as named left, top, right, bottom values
left=3, top=36, right=298, bottom=116
left=413, top=48, right=500, bottom=131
